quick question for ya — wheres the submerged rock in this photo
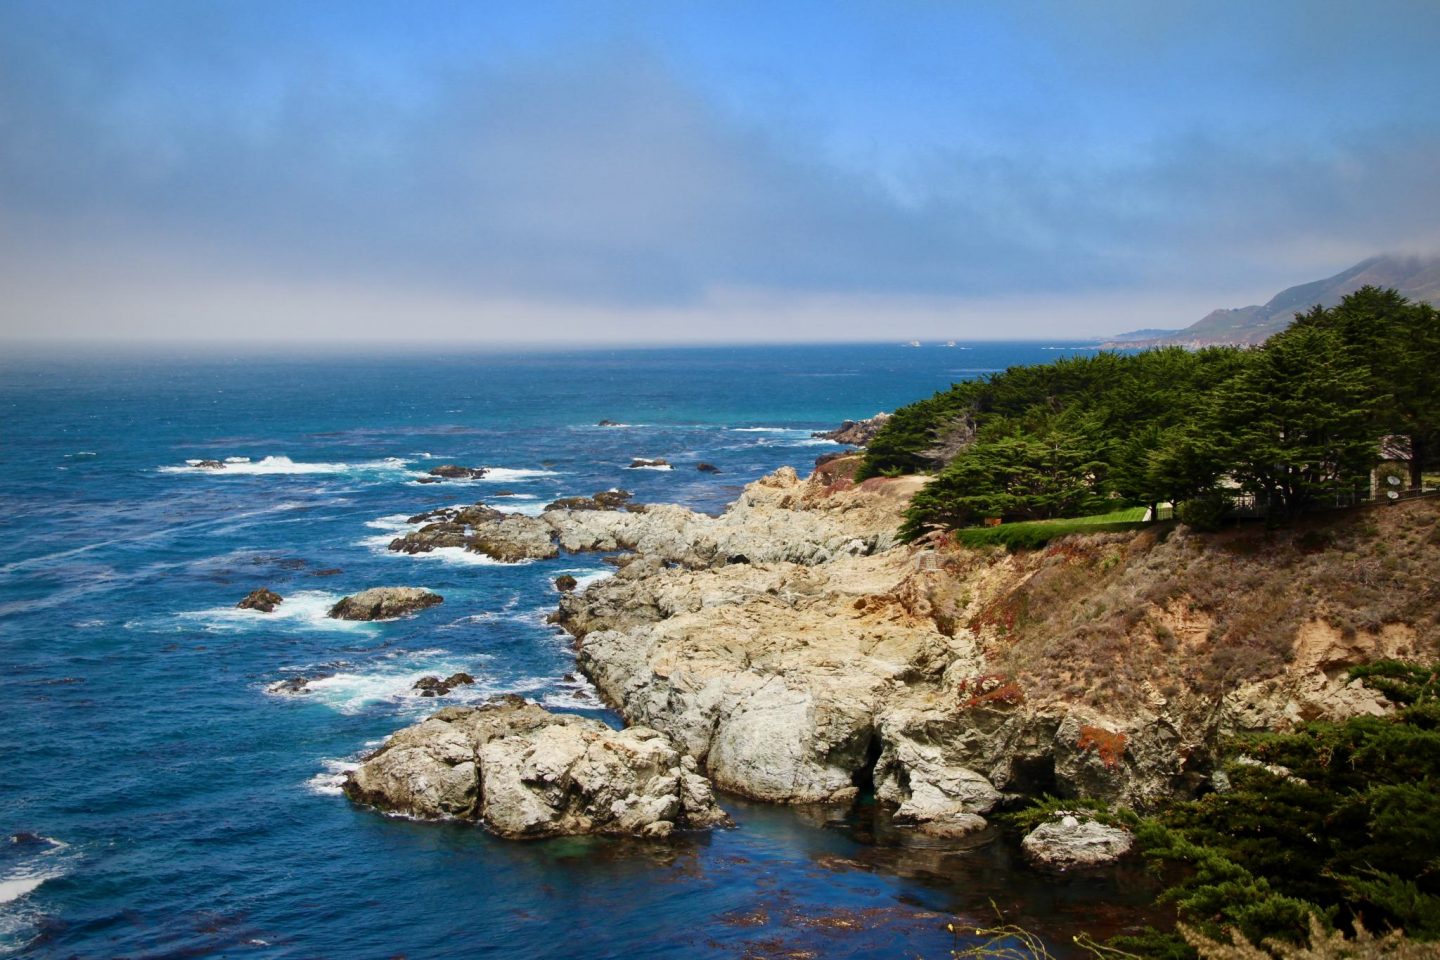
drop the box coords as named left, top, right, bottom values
left=267, top=675, right=329, bottom=695
left=343, top=697, right=731, bottom=838
left=1020, top=815, right=1134, bottom=869
left=696, top=462, right=721, bottom=474
left=237, top=587, right=283, bottom=613
left=328, top=587, right=443, bottom=621
left=597, top=419, right=623, bottom=427
left=427, top=464, right=488, bottom=480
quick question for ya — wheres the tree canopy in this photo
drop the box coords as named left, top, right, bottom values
left=867, top=287, right=1434, bottom=537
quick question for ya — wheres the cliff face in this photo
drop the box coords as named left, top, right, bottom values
left=553, top=466, right=1440, bottom=831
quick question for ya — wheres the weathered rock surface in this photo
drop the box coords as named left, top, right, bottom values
left=554, top=574, right=578, bottom=592
left=812, top=412, right=891, bottom=446
left=343, top=697, right=731, bottom=838
left=628, top=458, right=670, bottom=469
left=328, top=587, right=443, bottom=621
left=1021, top=815, right=1134, bottom=869
left=547, top=470, right=1439, bottom=833
left=237, top=587, right=283, bottom=612
left=544, top=490, right=634, bottom=512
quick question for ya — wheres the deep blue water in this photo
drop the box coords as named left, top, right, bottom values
left=0, top=343, right=1155, bottom=959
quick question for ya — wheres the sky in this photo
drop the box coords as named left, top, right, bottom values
left=3, top=0, right=1440, bottom=344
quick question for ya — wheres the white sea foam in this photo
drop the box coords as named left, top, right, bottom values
left=731, top=427, right=803, bottom=433
left=364, top=513, right=416, bottom=532
left=628, top=463, right=673, bottom=471
left=305, top=759, right=359, bottom=797
left=767, top=437, right=839, bottom=447
left=296, top=654, right=549, bottom=715
left=563, top=569, right=613, bottom=592
left=0, top=837, right=71, bottom=907
left=478, top=467, right=561, bottom=482
left=179, top=591, right=370, bottom=633
left=492, top=501, right=547, bottom=516
left=162, top=455, right=412, bottom=476
left=360, top=534, right=522, bottom=566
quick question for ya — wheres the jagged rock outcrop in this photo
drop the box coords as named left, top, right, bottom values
left=237, top=587, right=283, bottom=612
left=328, top=587, right=443, bottom=621
left=628, top=458, right=670, bottom=469
left=1021, top=815, right=1134, bottom=869
left=548, top=469, right=1439, bottom=833
left=812, top=412, right=891, bottom=446
left=342, top=697, right=731, bottom=838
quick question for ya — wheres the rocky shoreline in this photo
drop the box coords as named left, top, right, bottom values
left=346, top=456, right=1435, bottom=852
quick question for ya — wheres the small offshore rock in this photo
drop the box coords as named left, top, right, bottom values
left=415, top=476, right=442, bottom=484
left=343, top=697, right=732, bottom=837
left=554, top=574, right=578, bottom=592
left=328, top=587, right=444, bottom=621
left=1020, top=815, right=1134, bottom=869
left=413, top=672, right=476, bottom=697
left=237, top=587, right=283, bottom=613
left=696, top=462, right=721, bottom=474
left=427, top=464, right=489, bottom=480
left=627, top=458, right=669, bottom=469
left=192, top=459, right=226, bottom=469
left=268, top=675, right=327, bottom=695
left=597, top=419, right=623, bottom=427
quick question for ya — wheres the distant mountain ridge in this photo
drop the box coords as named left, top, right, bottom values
left=1106, top=254, right=1440, bottom=348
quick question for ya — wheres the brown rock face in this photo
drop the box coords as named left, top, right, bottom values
left=327, top=587, right=444, bottom=621
left=237, top=587, right=283, bottom=613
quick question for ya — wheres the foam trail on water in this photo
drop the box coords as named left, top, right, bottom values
left=162, top=456, right=411, bottom=476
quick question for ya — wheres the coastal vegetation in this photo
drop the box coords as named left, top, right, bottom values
left=1024, top=661, right=1440, bottom=959
left=859, top=287, right=1440, bottom=538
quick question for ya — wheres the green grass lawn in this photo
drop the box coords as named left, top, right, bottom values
left=952, top=505, right=1154, bottom=550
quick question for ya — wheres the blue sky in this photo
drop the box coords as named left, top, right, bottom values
left=3, top=1, right=1439, bottom=342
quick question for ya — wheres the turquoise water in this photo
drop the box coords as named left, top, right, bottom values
left=0, top=343, right=1154, bottom=958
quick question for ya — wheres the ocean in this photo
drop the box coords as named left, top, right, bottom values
left=0, top=343, right=1155, bottom=959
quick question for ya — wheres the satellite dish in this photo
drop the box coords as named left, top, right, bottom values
left=1387, top=490, right=1401, bottom=501
left=1386, top=475, right=1402, bottom=486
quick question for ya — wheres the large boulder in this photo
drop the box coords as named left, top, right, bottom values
left=343, top=697, right=731, bottom=838
left=328, top=587, right=443, bottom=621
left=237, top=588, right=283, bottom=613
left=1020, top=815, right=1134, bottom=869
